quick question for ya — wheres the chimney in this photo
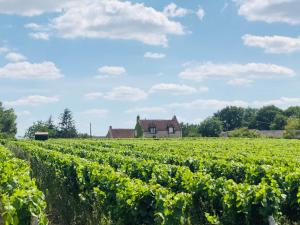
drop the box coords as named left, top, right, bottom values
left=172, top=115, right=177, bottom=121
left=109, top=126, right=112, bottom=130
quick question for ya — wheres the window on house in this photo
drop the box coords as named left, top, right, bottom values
left=168, top=127, right=174, bottom=134
left=149, top=127, right=156, bottom=134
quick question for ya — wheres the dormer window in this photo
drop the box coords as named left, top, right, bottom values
left=168, top=126, right=175, bottom=134
left=149, top=127, right=156, bottom=134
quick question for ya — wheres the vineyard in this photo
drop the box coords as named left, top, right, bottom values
left=1, top=138, right=300, bottom=225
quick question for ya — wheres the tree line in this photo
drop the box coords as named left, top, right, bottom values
left=181, top=105, right=300, bottom=138
left=24, top=108, right=79, bottom=139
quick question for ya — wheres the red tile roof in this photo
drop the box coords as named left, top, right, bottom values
left=107, top=128, right=135, bottom=138
left=138, top=116, right=181, bottom=132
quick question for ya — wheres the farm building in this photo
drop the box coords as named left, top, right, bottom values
left=34, top=132, right=49, bottom=141
left=106, top=126, right=135, bottom=138
left=135, top=115, right=182, bottom=138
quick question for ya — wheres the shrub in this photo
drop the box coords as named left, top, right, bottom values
left=228, top=128, right=262, bottom=138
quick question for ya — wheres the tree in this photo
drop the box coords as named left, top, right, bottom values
left=284, top=106, right=300, bottom=118
left=58, top=108, right=77, bottom=138
left=0, top=102, right=17, bottom=137
left=270, top=114, right=288, bottom=130
left=24, top=121, right=49, bottom=139
left=199, top=117, right=223, bottom=137
left=255, top=105, right=283, bottom=130
left=214, top=106, right=244, bottom=131
left=181, top=123, right=201, bottom=137
left=46, top=115, right=58, bottom=137
left=242, top=108, right=258, bottom=129
left=284, top=118, right=300, bottom=139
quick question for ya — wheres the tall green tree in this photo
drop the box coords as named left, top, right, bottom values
left=199, top=117, right=223, bottom=137
left=24, top=121, right=49, bottom=139
left=214, top=106, right=244, bottom=131
left=58, top=108, right=77, bottom=138
left=284, top=118, right=300, bottom=139
left=181, top=123, right=201, bottom=137
left=284, top=106, right=300, bottom=118
left=255, top=105, right=283, bottom=130
left=0, top=102, right=17, bottom=137
left=242, top=108, right=258, bottom=129
left=270, top=114, right=288, bottom=130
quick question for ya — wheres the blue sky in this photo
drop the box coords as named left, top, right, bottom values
left=0, top=0, right=300, bottom=136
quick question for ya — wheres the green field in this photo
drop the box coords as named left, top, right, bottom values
left=2, top=138, right=300, bottom=225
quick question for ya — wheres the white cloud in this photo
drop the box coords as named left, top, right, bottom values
left=170, top=99, right=249, bottom=110
left=42, top=0, right=184, bottom=47
left=252, top=97, right=300, bottom=108
left=169, top=97, right=300, bottom=110
left=144, top=52, right=166, bottom=59
left=179, top=62, right=295, bottom=82
left=163, top=3, right=188, bottom=18
left=5, top=52, right=27, bottom=62
left=0, top=46, right=9, bottom=54
left=227, top=78, right=254, bottom=86
left=150, top=83, right=208, bottom=95
left=98, top=66, right=126, bottom=76
left=0, top=61, right=63, bottom=80
left=126, top=106, right=167, bottom=114
left=4, top=95, right=59, bottom=107
left=104, top=86, right=148, bottom=101
left=84, top=92, right=103, bottom=100
left=81, top=109, right=108, bottom=117
left=0, top=0, right=72, bottom=16
left=17, top=110, right=32, bottom=116
left=24, top=23, right=43, bottom=30
left=243, top=34, right=300, bottom=54
left=29, top=32, right=49, bottom=40
left=236, top=0, right=300, bottom=25
left=196, top=6, right=205, bottom=20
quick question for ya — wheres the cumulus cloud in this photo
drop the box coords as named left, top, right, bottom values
left=150, top=83, right=208, bottom=95
left=4, top=95, right=59, bottom=107
left=0, top=46, right=9, bottom=54
left=169, top=99, right=249, bottom=110
left=81, top=109, right=108, bottom=117
left=16, top=110, right=32, bottom=116
left=126, top=106, right=167, bottom=114
left=243, top=34, right=300, bottom=54
left=179, top=62, right=295, bottom=83
left=29, top=32, right=49, bottom=40
left=0, top=61, right=63, bottom=80
left=252, top=97, right=300, bottom=108
left=84, top=92, right=103, bottom=100
left=42, top=0, right=184, bottom=47
left=196, top=6, right=205, bottom=20
left=227, top=78, right=254, bottom=86
left=24, top=23, right=43, bottom=30
left=169, top=97, right=300, bottom=110
left=163, top=3, right=188, bottom=18
left=104, top=86, right=148, bottom=101
left=0, top=0, right=72, bottom=16
left=5, top=52, right=27, bottom=62
left=144, top=52, right=166, bottom=59
left=236, top=0, right=300, bottom=25
left=98, top=66, right=126, bottom=76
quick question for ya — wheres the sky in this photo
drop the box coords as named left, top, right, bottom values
left=0, top=0, right=300, bottom=137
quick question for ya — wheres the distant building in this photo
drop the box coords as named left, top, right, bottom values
left=135, top=115, right=182, bottom=138
left=34, top=132, right=49, bottom=141
left=106, top=126, right=135, bottom=138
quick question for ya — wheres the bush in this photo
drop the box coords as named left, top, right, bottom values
left=284, top=118, right=300, bottom=139
left=228, top=128, right=262, bottom=138
left=199, top=117, right=223, bottom=137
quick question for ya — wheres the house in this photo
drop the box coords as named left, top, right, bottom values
left=34, top=132, right=49, bottom=141
left=135, top=115, right=182, bottom=138
left=106, top=126, right=135, bottom=138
